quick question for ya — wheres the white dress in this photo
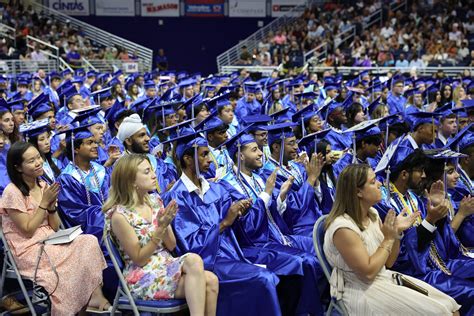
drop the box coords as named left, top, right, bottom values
left=323, top=209, right=460, bottom=316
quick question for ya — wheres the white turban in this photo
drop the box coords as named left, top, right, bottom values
left=117, top=114, right=145, bottom=142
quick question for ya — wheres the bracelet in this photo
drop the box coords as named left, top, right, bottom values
left=47, top=208, right=57, bottom=214
left=38, top=205, right=48, bottom=211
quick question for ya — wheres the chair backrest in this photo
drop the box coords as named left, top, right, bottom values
left=312, top=215, right=333, bottom=281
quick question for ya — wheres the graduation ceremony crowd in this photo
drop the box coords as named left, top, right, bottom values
left=0, top=64, right=474, bottom=316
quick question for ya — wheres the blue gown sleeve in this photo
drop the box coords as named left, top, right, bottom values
left=57, top=174, right=107, bottom=241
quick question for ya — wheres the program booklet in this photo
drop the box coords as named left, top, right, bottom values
left=42, top=226, right=83, bottom=245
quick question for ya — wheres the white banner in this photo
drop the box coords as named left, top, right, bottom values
left=49, top=0, right=90, bottom=16
left=271, top=0, right=306, bottom=17
left=141, top=0, right=180, bottom=17
left=96, top=0, right=135, bottom=16
left=123, top=62, right=139, bottom=73
left=229, top=0, right=266, bottom=18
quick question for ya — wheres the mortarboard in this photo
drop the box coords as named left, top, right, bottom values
left=20, top=119, right=50, bottom=139
left=297, top=128, right=332, bottom=156
left=405, top=111, right=441, bottom=131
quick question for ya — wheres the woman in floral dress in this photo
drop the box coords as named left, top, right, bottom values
left=103, top=154, right=218, bottom=316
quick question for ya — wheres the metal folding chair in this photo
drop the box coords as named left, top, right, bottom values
left=313, top=215, right=349, bottom=316
left=103, top=229, right=188, bottom=316
left=0, top=227, right=50, bottom=316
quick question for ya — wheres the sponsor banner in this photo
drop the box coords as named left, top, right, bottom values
left=184, top=0, right=224, bottom=17
left=141, top=0, right=180, bottom=17
left=229, top=0, right=266, bottom=18
left=123, top=62, right=139, bottom=73
left=96, top=0, right=135, bottom=16
left=271, top=0, right=306, bottom=17
left=49, top=0, right=90, bottom=16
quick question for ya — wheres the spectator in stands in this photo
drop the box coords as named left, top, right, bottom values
left=155, top=48, right=168, bottom=71
left=238, top=46, right=252, bottom=65
left=324, top=164, right=460, bottom=315
left=0, top=142, right=112, bottom=314
left=30, top=43, right=47, bottom=62
left=395, top=53, right=409, bottom=68
left=103, top=154, right=218, bottom=315
left=66, top=43, right=81, bottom=68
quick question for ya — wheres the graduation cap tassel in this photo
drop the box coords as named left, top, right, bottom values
left=161, top=108, right=166, bottom=129
left=385, top=123, right=389, bottom=149
left=443, top=161, right=448, bottom=198
left=385, top=167, right=391, bottom=203
left=301, top=117, right=306, bottom=137
left=237, top=141, right=241, bottom=181
left=352, top=133, right=357, bottom=164
left=193, top=142, right=200, bottom=179
left=279, top=134, right=285, bottom=167
left=71, top=131, right=75, bottom=164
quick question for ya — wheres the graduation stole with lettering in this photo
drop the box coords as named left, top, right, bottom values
left=232, top=169, right=291, bottom=246
left=268, top=157, right=304, bottom=186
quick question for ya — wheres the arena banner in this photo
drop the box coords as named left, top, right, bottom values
left=96, top=0, right=135, bottom=16
left=49, top=0, right=90, bottom=16
left=271, top=0, right=306, bottom=17
left=229, top=0, right=266, bottom=18
left=141, top=0, right=180, bottom=17
left=184, top=0, right=225, bottom=17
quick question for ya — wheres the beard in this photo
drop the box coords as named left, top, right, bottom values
left=407, top=173, right=424, bottom=195
left=130, top=139, right=148, bottom=154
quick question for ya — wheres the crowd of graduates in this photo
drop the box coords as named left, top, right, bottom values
left=0, top=65, right=473, bottom=315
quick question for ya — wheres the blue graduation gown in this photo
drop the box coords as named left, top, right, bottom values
left=219, top=171, right=325, bottom=315
left=375, top=186, right=474, bottom=315
left=147, top=154, right=177, bottom=196
left=0, top=145, right=10, bottom=195
left=316, top=172, right=335, bottom=215
left=450, top=167, right=474, bottom=247
left=56, top=161, right=117, bottom=300
left=260, top=158, right=322, bottom=237
left=235, top=97, right=261, bottom=122
left=325, top=128, right=353, bottom=151
left=165, top=179, right=282, bottom=316
left=387, top=92, right=407, bottom=115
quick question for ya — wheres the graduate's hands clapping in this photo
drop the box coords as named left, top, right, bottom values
left=395, top=208, right=420, bottom=233
left=279, top=176, right=294, bottom=202
left=305, top=153, right=324, bottom=186
left=459, top=195, right=474, bottom=217
left=265, top=168, right=279, bottom=195
left=224, top=199, right=252, bottom=227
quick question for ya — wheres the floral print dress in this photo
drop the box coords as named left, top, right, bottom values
left=106, top=193, right=188, bottom=300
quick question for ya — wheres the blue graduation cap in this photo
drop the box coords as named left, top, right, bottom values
left=297, top=128, right=332, bottom=156
left=243, top=84, right=260, bottom=94
left=86, top=70, right=97, bottom=78
left=105, top=100, right=127, bottom=133
left=75, top=68, right=86, bottom=77
left=183, top=94, right=205, bottom=119
left=71, top=76, right=84, bottom=84
left=194, top=111, right=227, bottom=133
left=91, top=87, right=113, bottom=103
left=167, top=127, right=208, bottom=177
left=70, top=106, right=103, bottom=126
left=405, top=111, right=441, bottom=131
left=344, top=119, right=382, bottom=163
left=7, top=99, right=25, bottom=112
left=241, top=114, right=272, bottom=132
left=291, top=104, right=320, bottom=137
left=319, top=99, right=343, bottom=121
left=158, top=118, right=195, bottom=138
left=61, top=69, right=72, bottom=77
left=178, top=78, right=197, bottom=89
left=58, top=85, right=80, bottom=108
left=144, top=80, right=156, bottom=90
left=367, top=96, right=383, bottom=116
left=323, top=79, right=339, bottom=91
left=20, top=119, right=50, bottom=140
left=269, top=106, right=292, bottom=123
left=28, top=99, right=53, bottom=121
left=435, top=103, right=454, bottom=118
left=445, top=123, right=474, bottom=151
left=130, top=97, right=156, bottom=117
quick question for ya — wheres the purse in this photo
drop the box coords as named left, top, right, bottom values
left=392, top=273, right=429, bottom=296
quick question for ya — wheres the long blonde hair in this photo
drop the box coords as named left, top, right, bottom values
left=102, top=154, right=152, bottom=212
left=325, top=164, right=377, bottom=231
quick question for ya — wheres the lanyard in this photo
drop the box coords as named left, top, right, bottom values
left=389, top=183, right=422, bottom=225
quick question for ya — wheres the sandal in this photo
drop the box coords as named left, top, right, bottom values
left=1, top=295, right=30, bottom=315
left=86, top=299, right=113, bottom=314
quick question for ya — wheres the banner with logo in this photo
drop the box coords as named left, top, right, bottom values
left=271, top=0, right=306, bottom=17
left=184, top=0, right=224, bottom=17
left=49, top=0, right=90, bottom=16
left=141, top=0, right=180, bottom=17
left=229, top=0, right=266, bottom=17
left=96, top=0, right=135, bottom=16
